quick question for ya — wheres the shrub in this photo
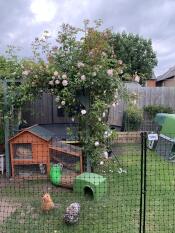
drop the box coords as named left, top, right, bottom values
left=144, top=105, right=173, bottom=119
left=123, top=105, right=143, bottom=131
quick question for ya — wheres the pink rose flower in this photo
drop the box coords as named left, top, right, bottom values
left=107, top=69, right=113, bottom=77
left=62, top=80, right=68, bottom=86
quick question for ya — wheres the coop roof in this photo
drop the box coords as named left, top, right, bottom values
left=10, top=125, right=55, bottom=142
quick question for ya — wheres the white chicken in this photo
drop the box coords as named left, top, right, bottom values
left=64, top=202, right=80, bottom=224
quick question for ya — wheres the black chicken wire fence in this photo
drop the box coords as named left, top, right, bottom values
left=1, top=127, right=175, bottom=233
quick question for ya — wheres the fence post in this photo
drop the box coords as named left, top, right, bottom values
left=143, top=131, right=147, bottom=233
left=139, top=132, right=144, bottom=233
left=2, top=80, right=11, bottom=177
left=140, top=132, right=147, bottom=233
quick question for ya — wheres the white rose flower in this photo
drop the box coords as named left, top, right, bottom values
left=118, top=60, right=123, bottom=65
left=22, top=70, right=30, bottom=76
left=62, top=74, right=67, bottom=79
left=55, top=80, right=60, bottom=85
left=55, top=96, right=60, bottom=102
left=98, top=118, right=102, bottom=121
left=49, top=80, right=54, bottom=85
left=89, top=50, right=94, bottom=56
left=104, top=130, right=112, bottom=138
left=102, top=112, right=106, bottom=117
left=80, top=75, right=86, bottom=81
left=53, top=71, right=59, bottom=76
left=81, top=109, right=86, bottom=115
left=107, top=69, right=113, bottom=77
left=57, top=105, right=62, bottom=109
left=71, top=117, right=75, bottom=122
left=103, top=151, right=108, bottom=159
left=100, top=161, right=104, bottom=165
left=61, top=100, right=65, bottom=105
left=62, top=80, right=68, bottom=86
left=114, top=93, right=118, bottom=98
left=77, top=62, right=85, bottom=68
left=102, top=52, right=107, bottom=57
left=94, top=141, right=99, bottom=147
left=92, top=72, right=97, bottom=77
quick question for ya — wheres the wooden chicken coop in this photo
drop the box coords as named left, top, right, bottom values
left=9, top=125, right=55, bottom=179
left=9, top=124, right=83, bottom=184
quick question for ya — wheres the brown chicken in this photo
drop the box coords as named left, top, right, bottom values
left=41, top=193, right=55, bottom=213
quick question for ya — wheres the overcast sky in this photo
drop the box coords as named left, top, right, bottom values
left=0, top=0, right=175, bottom=76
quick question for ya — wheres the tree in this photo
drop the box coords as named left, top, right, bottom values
left=110, top=32, right=158, bottom=84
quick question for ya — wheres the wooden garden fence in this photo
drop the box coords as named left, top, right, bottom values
left=108, top=85, right=175, bottom=127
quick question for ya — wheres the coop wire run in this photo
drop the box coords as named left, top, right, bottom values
left=49, top=139, right=83, bottom=188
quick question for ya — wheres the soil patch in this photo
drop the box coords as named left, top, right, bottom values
left=0, top=199, right=20, bottom=223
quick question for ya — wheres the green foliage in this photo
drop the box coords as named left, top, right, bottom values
left=144, top=105, right=173, bottom=119
left=110, top=32, right=158, bottom=84
left=0, top=45, right=22, bottom=79
left=0, top=48, right=23, bottom=124
left=123, top=105, right=143, bottom=131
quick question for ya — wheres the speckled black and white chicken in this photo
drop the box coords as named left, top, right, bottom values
left=64, top=202, right=80, bottom=224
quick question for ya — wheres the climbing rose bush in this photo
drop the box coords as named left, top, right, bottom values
left=9, top=21, right=125, bottom=167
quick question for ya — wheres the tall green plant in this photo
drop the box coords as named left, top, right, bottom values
left=123, top=105, right=143, bottom=131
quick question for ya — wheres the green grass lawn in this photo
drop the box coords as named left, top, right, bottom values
left=1, top=145, right=175, bottom=233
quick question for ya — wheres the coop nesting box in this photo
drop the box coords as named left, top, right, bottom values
left=9, top=125, right=55, bottom=179
left=73, top=172, right=107, bottom=200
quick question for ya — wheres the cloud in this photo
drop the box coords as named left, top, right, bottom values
left=0, top=0, right=175, bottom=76
left=30, top=0, right=58, bottom=23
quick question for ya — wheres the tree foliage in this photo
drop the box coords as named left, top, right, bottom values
left=110, top=32, right=158, bottom=84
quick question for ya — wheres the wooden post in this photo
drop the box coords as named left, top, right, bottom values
left=3, top=80, right=11, bottom=177
left=80, top=153, right=83, bottom=173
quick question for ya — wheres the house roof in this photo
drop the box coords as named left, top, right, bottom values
left=157, top=65, right=175, bottom=82
left=10, top=125, right=55, bottom=141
